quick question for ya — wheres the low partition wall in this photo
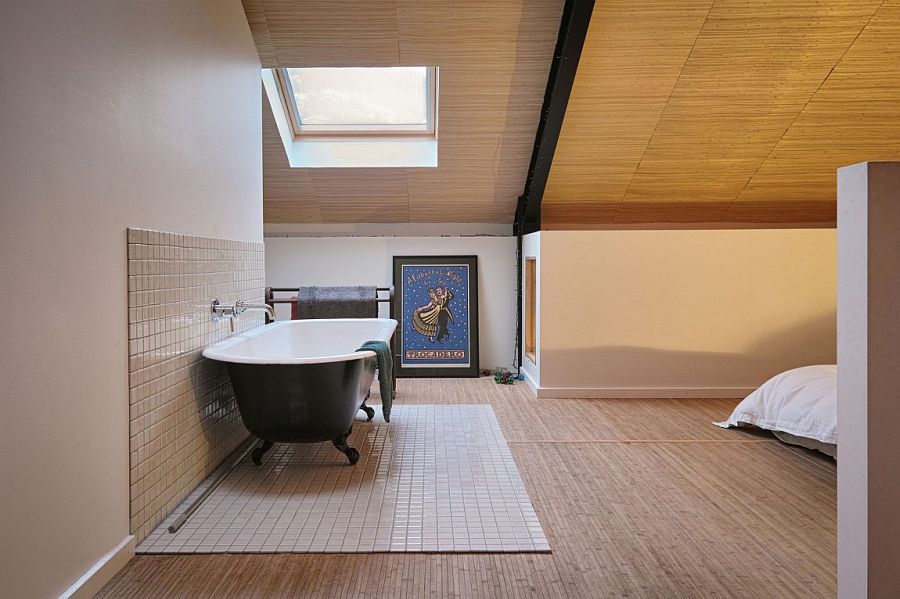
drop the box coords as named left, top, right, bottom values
left=127, top=228, right=264, bottom=542
left=533, top=229, right=837, bottom=397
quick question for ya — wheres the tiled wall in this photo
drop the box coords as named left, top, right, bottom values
left=127, top=228, right=265, bottom=542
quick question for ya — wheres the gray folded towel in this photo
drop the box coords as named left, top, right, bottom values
left=296, top=286, right=377, bottom=319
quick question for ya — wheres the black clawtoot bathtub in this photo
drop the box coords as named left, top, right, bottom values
left=202, top=318, right=397, bottom=465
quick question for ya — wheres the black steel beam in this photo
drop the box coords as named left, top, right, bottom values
left=514, top=0, right=594, bottom=373
left=514, top=0, right=595, bottom=236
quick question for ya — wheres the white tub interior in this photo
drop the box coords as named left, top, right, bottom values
left=203, top=318, right=397, bottom=365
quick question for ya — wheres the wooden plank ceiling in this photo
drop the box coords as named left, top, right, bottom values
left=243, top=0, right=563, bottom=224
left=542, top=0, right=900, bottom=228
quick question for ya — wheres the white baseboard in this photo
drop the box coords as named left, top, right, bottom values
left=59, top=535, right=134, bottom=599
left=535, top=386, right=754, bottom=399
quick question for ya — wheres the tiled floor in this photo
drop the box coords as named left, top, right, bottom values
left=138, top=405, right=549, bottom=554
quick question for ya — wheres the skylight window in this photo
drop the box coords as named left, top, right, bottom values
left=276, top=67, right=437, bottom=136
left=262, top=66, right=439, bottom=167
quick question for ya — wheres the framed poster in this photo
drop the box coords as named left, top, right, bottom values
left=392, top=256, right=479, bottom=377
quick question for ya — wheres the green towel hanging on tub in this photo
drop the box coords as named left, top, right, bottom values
left=357, top=340, right=393, bottom=422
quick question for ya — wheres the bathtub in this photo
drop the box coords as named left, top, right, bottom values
left=202, top=318, right=397, bottom=465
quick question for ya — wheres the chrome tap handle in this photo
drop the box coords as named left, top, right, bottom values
left=210, top=299, right=235, bottom=322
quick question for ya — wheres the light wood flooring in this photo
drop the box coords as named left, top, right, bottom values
left=99, top=378, right=836, bottom=598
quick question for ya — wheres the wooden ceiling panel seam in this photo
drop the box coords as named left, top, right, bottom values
left=722, top=0, right=888, bottom=218
left=730, top=0, right=900, bottom=206
left=543, top=0, right=896, bottom=227
left=618, top=0, right=885, bottom=215
left=542, top=0, right=716, bottom=210
left=613, top=1, right=716, bottom=217
left=732, top=1, right=900, bottom=207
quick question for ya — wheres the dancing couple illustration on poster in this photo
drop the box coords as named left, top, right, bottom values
left=412, top=285, right=454, bottom=343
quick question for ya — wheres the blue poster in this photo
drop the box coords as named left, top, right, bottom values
left=400, top=263, right=471, bottom=368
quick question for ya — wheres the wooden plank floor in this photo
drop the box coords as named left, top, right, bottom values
left=99, top=378, right=836, bottom=598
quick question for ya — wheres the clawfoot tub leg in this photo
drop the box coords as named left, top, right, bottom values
left=251, top=440, right=274, bottom=466
left=359, top=391, right=375, bottom=421
left=360, top=402, right=375, bottom=421
left=332, top=429, right=360, bottom=465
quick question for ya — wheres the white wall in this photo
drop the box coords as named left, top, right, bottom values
left=534, top=229, right=836, bottom=397
left=0, top=2, right=262, bottom=597
left=265, top=236, right=518, bottom=370
left=520, top=232, right=541, bottom=389
left=837, top=162, right=900, bottom=599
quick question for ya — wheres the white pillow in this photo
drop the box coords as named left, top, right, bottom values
left=715, top=365, right=837, bottom=447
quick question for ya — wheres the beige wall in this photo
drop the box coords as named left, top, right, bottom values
left=0, top=2, right=262, bottom=597
left=536, top=229, right=836, bottom=396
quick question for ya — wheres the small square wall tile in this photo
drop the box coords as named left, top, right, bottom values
left=127, top=228, right=264, bottom=544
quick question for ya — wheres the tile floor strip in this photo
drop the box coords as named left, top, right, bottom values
left=137, top=405, right=550, bottom=554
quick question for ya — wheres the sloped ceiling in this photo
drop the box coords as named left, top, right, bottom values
left=542, top=0, right=900, bottom=228
left=244, top=0, right=900, bottom=228
left=242, top=0, right=563, bottom=224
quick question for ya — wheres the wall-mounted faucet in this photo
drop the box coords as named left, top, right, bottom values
left=234, top=300, right=276, bottom=321
left=210, top=299, right=275, bottom=331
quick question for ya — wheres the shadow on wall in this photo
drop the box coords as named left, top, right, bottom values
left=540, top=311, right=837, bottom=389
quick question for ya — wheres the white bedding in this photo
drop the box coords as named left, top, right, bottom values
left=715, top=365, right=836, bottom=456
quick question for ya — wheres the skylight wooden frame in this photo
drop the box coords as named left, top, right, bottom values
left=274, top=67, right=438, bottom=138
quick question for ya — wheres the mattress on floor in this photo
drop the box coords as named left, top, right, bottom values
left=715, top=365, right=836, bottom=458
